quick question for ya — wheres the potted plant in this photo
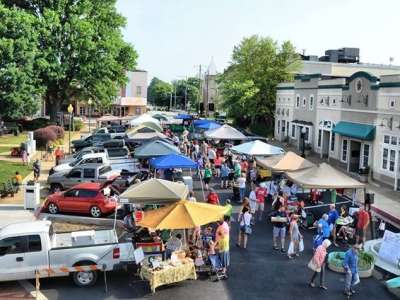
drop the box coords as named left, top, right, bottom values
left=327, top=251, right=375, bottom=278
left=304, top=143, right=312, bottom=156
left=358, top=167, right=369, bottom=183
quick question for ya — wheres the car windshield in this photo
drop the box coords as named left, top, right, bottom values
left=99, top=165, right=112, bottom=175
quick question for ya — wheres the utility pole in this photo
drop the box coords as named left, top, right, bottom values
left=169, top=92, right=172, bottom=111
left=194, top=65, right=204, bottom=115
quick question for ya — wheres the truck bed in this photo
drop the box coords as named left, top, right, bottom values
left=52, top=229, right=118, bottom=249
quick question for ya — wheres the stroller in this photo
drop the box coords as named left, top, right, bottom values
left=207, top=254, right=226, bottom=281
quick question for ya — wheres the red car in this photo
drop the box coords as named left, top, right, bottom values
left=43, top=182, right=117, bottom=218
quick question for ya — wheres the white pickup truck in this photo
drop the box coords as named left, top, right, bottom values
left=51, top=150, right=139, bottom=174
left=0, top=221, right=134, bottom=287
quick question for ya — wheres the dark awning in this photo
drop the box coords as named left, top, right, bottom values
left=332, top=121, right=375, bottom=141
left=292, top=120, right=313, bottom=126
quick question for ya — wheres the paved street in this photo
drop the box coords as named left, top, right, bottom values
left=33, top=179, right=396, bottom=300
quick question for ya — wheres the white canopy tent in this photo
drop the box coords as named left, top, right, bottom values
left=130, top=114, right=161, bottom=127
left=204, top=124, right=247, bottom=140
left=231, top=140, right=284, bottom=156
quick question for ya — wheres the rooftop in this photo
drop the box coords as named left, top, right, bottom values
left=0, top=220, right=51, bottom=238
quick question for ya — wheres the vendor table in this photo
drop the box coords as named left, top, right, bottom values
left=140, top=260, right=197, bottom=293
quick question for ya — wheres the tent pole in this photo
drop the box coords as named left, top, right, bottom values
left=113, top=201, right=118, bottom=230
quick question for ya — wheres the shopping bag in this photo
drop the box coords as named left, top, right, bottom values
left=353, top=273, right=360, bottom=286
left=287, top=242, right=295, bottom=256
left=299, top=238, right=304, bottom=252
left=307, top=258, right=321, bottom=273
left=245, top=225, right=252, bottom=235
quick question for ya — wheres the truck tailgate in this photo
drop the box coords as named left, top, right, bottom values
left=119, top=242, right=135, bottom=263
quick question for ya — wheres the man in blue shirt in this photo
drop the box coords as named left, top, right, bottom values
left=328, top=204, right=339, bottom=246
left=318, top=214, right=331, bottom=239
left=343, top=244, right=361, bottom=297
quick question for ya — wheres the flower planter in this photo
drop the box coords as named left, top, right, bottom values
left=327, top=252, right=374, bottom=278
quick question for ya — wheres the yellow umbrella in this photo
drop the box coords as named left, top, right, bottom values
left=137, top=200, right=229, bottom=230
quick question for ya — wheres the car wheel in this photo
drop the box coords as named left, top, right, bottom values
left=72, top=262, right=98, bottom=287
left=50, top=183, right=62, bottom=193
left=48, top=203, right=59, bottom=214
left=90, top=206, right=102, bottom=218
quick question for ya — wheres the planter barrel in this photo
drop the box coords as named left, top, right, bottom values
left=327, top=252, right=374, bottom=278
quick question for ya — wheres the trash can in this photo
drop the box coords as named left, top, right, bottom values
left=24, top=183, right=40, bottom=210
left=182, top=176, right=193, bottom=192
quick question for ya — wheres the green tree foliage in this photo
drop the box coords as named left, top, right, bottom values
left=0, top=5, right=43, bottom=119
left=2, top=0, right=138, bottom=120
left=174, top=77, right=200, bottom=111
left=148, top=77, right=173, bottom=108
left=219, top=35, right=301, bottom=127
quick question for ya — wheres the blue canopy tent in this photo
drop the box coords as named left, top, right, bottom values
left=195, top=121, right=221, bottom=131
left=175, top=113, right=193, bottom=120
left=193, top=119, right=213, bottom=126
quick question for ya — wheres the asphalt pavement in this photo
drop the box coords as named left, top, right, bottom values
left=34, top=177, right=396, bottom=300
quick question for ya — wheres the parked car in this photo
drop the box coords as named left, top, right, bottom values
left=59, top=146, right=106, bottom=165
left=47, top=164, right=133, bottom=192
left=50, top=151, right=139, bottom=175
left=43, top=182, right=118, bottom=217
left=0, top=220, right=134, bottom=287
left=71, top=134, right=112, bottom=152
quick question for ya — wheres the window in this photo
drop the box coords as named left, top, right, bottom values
left=99, top=166, right=112, bottom=175
left=309, top=95, right=314, bottom=110
left=389, top=99, right=396, bottom=108
left=282, top=121, right=286, bottom=133
left=390, top=150, right=396, bottom=172
left=382, top=148, right=388, bottom=169
left=79, top=107, right=86, bottom=116
left=64, top=189, right=79, bottom=197
left=362, top=144, right=370, bottom=168
left=330, top=132, right=335, bottom=152
left=296, top=96, right=300, bottom=108
left=107, top=148, right=128, bottom=158
left=305, top=127, right=310, bottom=142
left=277, top=120, right=280, bottom=134
left=391, top=136, right=397, bottom=145
left=136, top=86, right=142, bottom=96
left=332, top=98, right=336, bottom=105
left=68, top=170, right=81, bottom=178
left=291, top=124, right=296, bottom=138
left=27, top=235, right=42, bottom=252
left=135, top=107, right=142, bottom=115
left=0, top=236, right=26, bottom=255
left=77, top=189, right=98, bottom=198
left=83, top=168, right=96, bottom=179
left=302, top=97, right=306, bottom=107
left=317, top=129, right=322, bottom=147
left=384, top=135, right=390, bottom=144
left=342, top=140, right=348, bottom=162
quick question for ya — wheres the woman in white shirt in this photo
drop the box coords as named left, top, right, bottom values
left=237, top=206, right=252, bottom=249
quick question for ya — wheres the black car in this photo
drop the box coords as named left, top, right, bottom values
left=71, top=133, right=112, bottom=152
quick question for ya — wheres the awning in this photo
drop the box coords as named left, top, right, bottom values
left=332, top=121, right=375, bottom=141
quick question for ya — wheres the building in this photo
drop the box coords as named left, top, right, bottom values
left=202, top=58, right=219, bottom=116
left=275, top=69, right=400, bottom=191
left=75, top=70, right=148, bottom=117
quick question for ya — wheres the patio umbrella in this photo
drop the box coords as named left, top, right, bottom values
left=119, top=178, right=188, bottom=205
left=231, top=140, right=284, bottom=156
left=204, top=124, right=247, bottom=140
left=137, top=200, right=229, bottom=230
left=150, top=154, right=197, bottom=169
left=134, top=140, right=180, bottom=158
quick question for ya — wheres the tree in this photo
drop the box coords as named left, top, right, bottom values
left=171, top=77, right=200, bottom=111
left=0, top=5, right=43, bottom=119
left=218, top=35, right=301, bottom=127
left=147, top=77, right=172, bottom=108
left=2, top=0, right=138, bottom=121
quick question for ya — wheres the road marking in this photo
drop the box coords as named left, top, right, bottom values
left=18, top=280, right=48, bottom=300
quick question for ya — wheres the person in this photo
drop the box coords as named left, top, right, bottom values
left=271, top=206, right=288, bottom=253
left=165, top=233, right=183, bottom=259
left=204, top=163, right=212, bottom=190
left=255, top=184, right=267, bottom=222
left=192, top=140, right=200, bottom=160
left=172, top=134, right=179, bottom=147
left=343, top=244, right=361, bottom=297
left=13, top=171, right=23, bottom=191
left=233, top=161, right=241, bottom=179
left=224, top=200, right=233, bottom=221
left=249, top=162, right=257, bottom=186
left=207, top=189, right=220, bottom=205
left=220, top=161, right=230, bottom=189
left=215, top=230, right=230, bottom=278
left=248, top=186, right=257, bottom=217
left=331, top=188, right=337, bottom=204
left=272, top=191, right=285, bottom=211
left=188, top=191, right=197, bottom=202
left=54, top=147, right=64, bottom=165
left=318, top=214, right=331, bottom=240
left=328, top=204, right=339, bottom=246
left=123, top=213, right=136, bottom=232
left=22, top=149, right=28, bottom=166
left=46, top=142, right=54, bottom=161
left=288, top=214, right=303, bottom=258
left=237, top=206, right=252, bottom=249
left=207, top=146, right=217, bottom=166
left=214, top=155, right=222, bottom=178
left=240, top=159, right=248, bottom=174
left=237, top=172, right=247, bottom=203
left=33, top=159, right=41, bottom=182
left=201, top=140, right=208, bottom=157
left=216, top=217, right=230, bottom=241
left=340, top=205, right=348, bottom=217
left=309, top=239, right=331, bottom=290
left=355, top=207, right=370, bottom=246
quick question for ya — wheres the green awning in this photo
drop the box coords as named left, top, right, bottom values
left=332, top=121, right=375, bottom=141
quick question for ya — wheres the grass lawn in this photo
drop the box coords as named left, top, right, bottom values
left=0, top=146, right=13, bottom=154
left=0, top=133, right=28, bottom=146
left=0, top=161, right=31, bottom=184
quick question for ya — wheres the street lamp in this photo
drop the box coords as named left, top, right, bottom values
left=300, top=127, right=307, bottom=158
left=67, top=104, right=74, bottom=154
left=88, top=99, right=93, bottom=134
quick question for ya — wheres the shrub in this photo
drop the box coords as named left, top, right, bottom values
left=73, top=119, right=84, bottom=131
left=46, top=125, right=65, bottom=139
left=33, top=127, right=57, bottom=149
left=20, top=118, right=54, bottom=131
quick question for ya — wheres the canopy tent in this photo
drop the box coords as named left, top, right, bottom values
left=134, top=140, right=180, bottom=158
left=127, top=131, right=168, bottom=141
left=231, top=140, right=284, bottom=156
left=285, top=162, right=365, bottom=189
left=256, top=151, right=315, bottom=172
left=152, top=113, right=168, bottom=121
left=119, top=178, right=188, bottom=205
left=175, top=113, right=193, bottom=120
left=195, top=121, right=221, bottom=131
left=137, top=200, right=229, bottom=229
left=193, top=119, right=213, bottom=126
left=127, top=124, right=159, bottom=135
left=150, top=154, right=197, bottom=169
left=204, top=124, right=247, bottom=140
left=139, top=121, right=163, bottom=132
left=130, top=114, right=161, bottom=127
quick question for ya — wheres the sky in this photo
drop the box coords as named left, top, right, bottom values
left=116, top=0, right=400, bottom=83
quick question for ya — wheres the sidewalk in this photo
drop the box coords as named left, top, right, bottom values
left=272, top=140, right=400, bottom=228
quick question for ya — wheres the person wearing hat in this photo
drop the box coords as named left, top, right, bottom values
left=309, top=239, right=331, bottom=289
left=343, top=243, right=361, bottom=297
